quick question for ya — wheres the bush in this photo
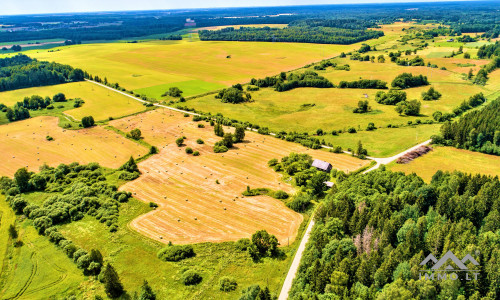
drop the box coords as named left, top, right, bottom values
left=235, top=238, right=251, bottom=251
left=421, top=87, right=442, bottom=100
left=197, top=123, right=205, bottom=128
left=196, top=138, right=204, bottom=144
left=272, top=190, right=289, bottom=199
left=46, top=135, right=54, bottom=141
left=129, top=128, right=142, bottom=140
left=149, top=146, right=158, bottom=154
left=185, top=147, right=193, bottom=154
left=214, top=145, right=228, bottom=153
left=157, top=245, right=195, bottom=262
left=347, top=127, right=357, bottom=133
left=182, top=270, right=202, bottom=286
left=149, top=202, right=158, bottom=208
left=175, top=137, right=184, bottom=147
left=219, top=276, right=238, bottom=292
left=193, top=151, right=200, bottom=156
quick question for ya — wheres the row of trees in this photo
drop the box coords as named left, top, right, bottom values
left=290, top=168, right=500, bottom=299
left=199, top=26, right=384, bottom=45
left=391, top=73, right=429, bottom=89
left=338, top=79, right=387, bottom=89
left=0, top=54, right=84, bottom=92
left=250, top=71, right=334, bottom=92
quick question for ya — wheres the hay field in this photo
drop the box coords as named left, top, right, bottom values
left=389, top=146, right=500, bottom=182
left=16, top=38, right=360, bottom=96
left=0, top=81, right=145, bottom=121
left=111, top=109, right=367, bottom=245
left=0, top=116, right=147, bottom=177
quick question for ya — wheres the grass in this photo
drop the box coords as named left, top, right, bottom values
left=389, top=146, right=500, bottom=182
left=0, top=81, right=146, bottom=121
left=323, top=124, right=441, bottom=157
left=0, top=197, right=84, bottom=299
left=134, top=80, right=226, bottom=99
left=56, top=196, right=305, bottom=299
left=2, top=36, right=369, bottom=95
left=0, top=116, right=148, bottom=177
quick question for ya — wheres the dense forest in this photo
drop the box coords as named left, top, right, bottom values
left=0, top=54, right=85, bottom=92
left=432, top=98, right=500, bottom=156
left=290, top=168, right=500, bottom=299
left=198, top=26, right=384, bottom=45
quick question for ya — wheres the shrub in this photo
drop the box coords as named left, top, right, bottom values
left=175, top=137, right=184, bottom=147
left=347, top=127, right=357, bottom=133
left=149, top=202, right=158, bottom=208
left=272, top=190, right=289, bottom=199
left=214, top=145, right=228, bottom=153
left=235, top=238, right=251, bottom=251
left=129, top=128, right=142, bottom=140
left=157, top=245, right=195, bottom=262
left=219, top=276, right=238, bottom=292
left=193, top=151, right=200, bottom=156
left=196, top=138, right=204, bottom=144
left=197, top=123, right=205, bottom=128
left=182, top=270, right=202, bottom=286
left=81, top=116, right=95, bottom=128
left=149, top=146, right=158, bottom=154
left=46, top=135, right=54, bottom=141
left=183, top=113, right=189, bottom=117
left=421, top=87, right=442, bottom=100
left=185, top=147, right=193, bottom=154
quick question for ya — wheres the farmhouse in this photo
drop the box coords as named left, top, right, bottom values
left=312, top=159, right=332, bottom=172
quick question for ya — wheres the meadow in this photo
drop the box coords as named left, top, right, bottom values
left=1, top=37, right=365, bottom=98
left=111, top=109, right=368, bottom=245
left=0, top=81, right=146, bottom=121
left=389, top=146, right=500, bottom=182
left=0, top=116, right=148, bottom=177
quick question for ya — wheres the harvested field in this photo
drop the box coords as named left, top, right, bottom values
left=0, top=116, right=147, bottom=177
left=113, top=109, right=368, bottom=244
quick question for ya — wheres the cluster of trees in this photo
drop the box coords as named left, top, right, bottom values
left=422, top=87, right=442, bottom=100
left=5, top=104, right=30, bottom=122
left=250, top=71, right=334, bottom=92
left=269, top=153, right=331, bottom=199
left=375, top=90, right=407, bottom=105
left=391, top=73, right=429, bottom=89
left=353, top=100, right=371, bottom=114
left=432, top=98, right=500, bottom=155
left=394, top=56, right=425, bottom=67
left=159, top=35, right=183, bottom=40
left=161, top=87, right=183, bottom=98
left=2, top=92, right=71, bottom=123
left=246, top=230, right=280, bottom=262
left=477, top=42, right=499, bottom=59
left=396, top=100, right=421, bottom=116
left=0, top=163, right=132, bottom=233
left=216, top=84, right=252, bottom=104
left=199, top=25, right=384, bottom=45
left=290, top=168, right=500, bottom=299
left=213, top=121, right=246, bottom=153
left=0, top=54, right=84, bottom=92
left=157, top=244, right=195, bottom=262
left=338, top=79, right=387, bottom=89
left=118, top=156, right=141, bottom=180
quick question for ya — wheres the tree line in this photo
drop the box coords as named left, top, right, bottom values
left=199, top=25, right=384, bottom=45
left=0, top=54, right=84, bottom=92
left=432, top=97, right=500, bottom=156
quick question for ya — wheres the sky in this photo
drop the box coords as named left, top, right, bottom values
left=0, top=0, right=476, bottom=16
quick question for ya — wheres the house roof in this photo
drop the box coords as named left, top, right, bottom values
left=312, top=159, right=332, bottom=171
left=324, top=181, right=334, bottom=188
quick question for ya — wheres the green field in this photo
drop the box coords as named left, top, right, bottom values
left=0, top=81, right=146, bottom=121
left=389, top=146, right=500, bottom=182
left=0, top=197, right=84, bottom=299
left=134, top=80, right=226, bottom=98
left=0, top=37, right=366, bottom=98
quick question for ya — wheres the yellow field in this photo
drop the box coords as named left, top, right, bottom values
left=111, top=109, right=368, bottom=245
left=0, top=81, right=145, bottom=121
left=0, top=116, right=147, bottom=177
left=9, top=38, right=364, bottom=95
left=390, top=146, right=500, bottom=182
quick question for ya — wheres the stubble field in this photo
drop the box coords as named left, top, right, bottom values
left=111, top=109, right=368, bottom=245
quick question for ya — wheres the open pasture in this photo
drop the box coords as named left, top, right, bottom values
left=389, top=146, right=500, bottom=182
left=16, top=38, right=361, bottom=97
left=0, top=116, right=147, bottom=177
left=111, top=109, right=367, bottom=245
left=0, top=81, right=145, bottom=121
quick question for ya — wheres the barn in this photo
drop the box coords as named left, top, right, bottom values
left=312, top=159, right=332, bottom=172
